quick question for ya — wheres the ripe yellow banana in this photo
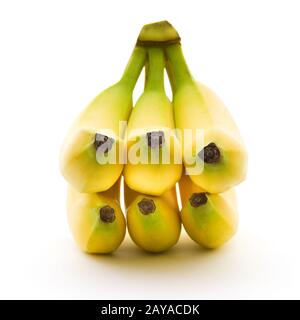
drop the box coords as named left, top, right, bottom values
left=67, top=179, right=126, bottom=254
left=124, top=182, right=181, bottom=253
left=124, top=47, right=182, bottom=195
left=166, top=44, right=247, bottom=193
left=60, top=46, right=146, bottom=193
left=179, top=174, right=238, bottom=249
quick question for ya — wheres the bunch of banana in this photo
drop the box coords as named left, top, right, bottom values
left=60, top=21, right=247, bottom=254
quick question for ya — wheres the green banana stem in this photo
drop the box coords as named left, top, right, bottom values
left=144, top=47, right=165, bottom=92
left=144, top=60, right=149, bottom=90
left=165, top=44, right=195, bottom=91
left=119, top=46, right=146, bottom=90
left=165, top=58, right=175, bottom=94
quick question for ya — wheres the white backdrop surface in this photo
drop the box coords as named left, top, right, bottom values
left=0, top=0, right=299, bottom=299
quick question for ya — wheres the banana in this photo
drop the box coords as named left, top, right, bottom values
left=67, top=179, right=126, bottom=254
left=124, top=47, right=182, bottom=195
left=60, top=46, right=146, bottom=193
left=165, top=44, right=247, bottom=193
left=179, top=174, right=238, bottom=249
left=124, top=182, right=181, bottom=253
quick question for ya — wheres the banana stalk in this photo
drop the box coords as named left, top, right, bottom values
left=137, top=21, right=181, bottom=46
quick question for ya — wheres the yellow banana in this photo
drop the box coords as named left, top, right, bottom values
left=67, top=179, right=126, bottom=254
left=179, top=174, right=238, bottom=249
left=166, top=44, right=247, bottom=193
left=124, top=47, right=182, bottom=195
left=60, top=46, right=146, bottom=193
left=124, top=182, right=181, bottom=253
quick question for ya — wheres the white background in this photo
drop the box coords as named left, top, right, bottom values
left=0, top=0, right=300, bottom=299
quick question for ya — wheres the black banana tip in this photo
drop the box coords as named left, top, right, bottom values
left=99, top=205, right=116, bottom=223
left=198, top=142, right=221, bottom=164
left=189, top=193, right=208, bottom=207
left=94, top=133, right=114, bottom=153
left=147, top=131, right=165, bottom=148
left=138, top=198, right=156, bottom=215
